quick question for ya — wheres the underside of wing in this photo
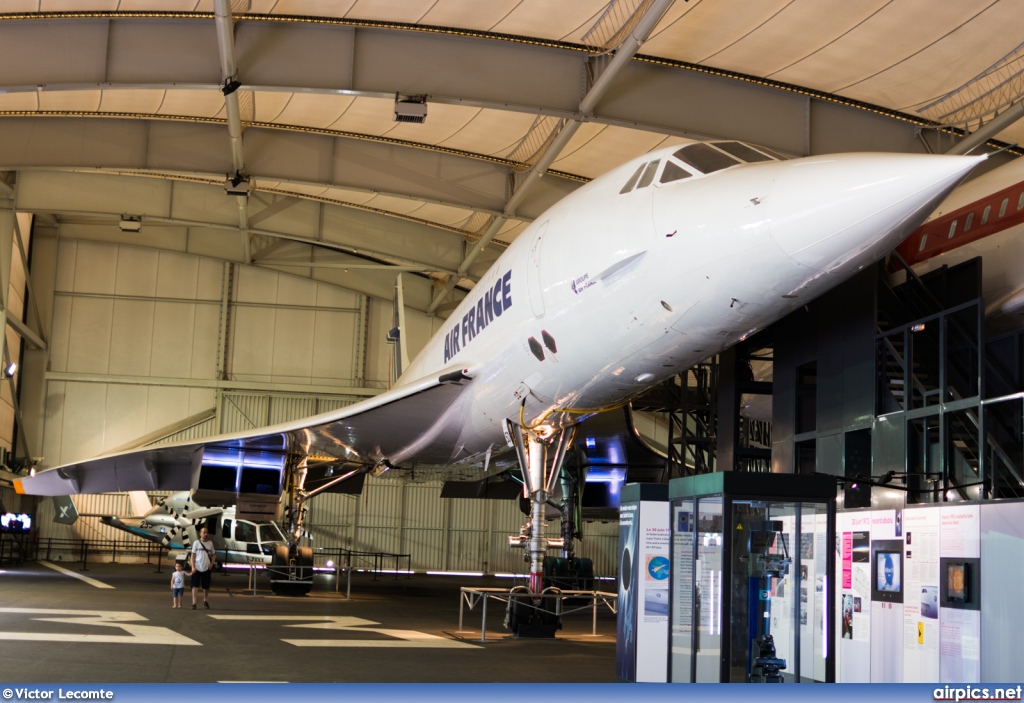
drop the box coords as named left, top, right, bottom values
left=16, top=370, right=475, bottom=498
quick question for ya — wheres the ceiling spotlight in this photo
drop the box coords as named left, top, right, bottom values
left=1, top=362, right=16, bottom=379
left=224, top=172, right=251, bottom=197
left=394, top=93, right=427, bottom=124
left=119, top=216, right=141, bottom=233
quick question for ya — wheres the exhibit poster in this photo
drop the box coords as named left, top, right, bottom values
left=837, top=511, right=871, bottom=682
left=850, top=525, right=872, bottom=642
left=901, top=507, right=940, bottom=682
left=636, top=500, right=669, bottom=682
left=869, top=511, right=904, bottom=683
left=616, top=500, right=639, bottom=682
left=939, top=505, right=980, bottom=683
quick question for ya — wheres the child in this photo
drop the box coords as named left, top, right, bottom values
left=170, top=561, right=189, bottom=608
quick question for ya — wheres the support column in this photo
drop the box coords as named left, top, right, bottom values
left=0, top=206, right=31, bottom=460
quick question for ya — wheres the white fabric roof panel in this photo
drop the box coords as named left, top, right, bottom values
left=0, top=0, right=1022, bottom=309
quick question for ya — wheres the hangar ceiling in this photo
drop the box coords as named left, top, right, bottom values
left=1, top=0, right=1023, bottom=316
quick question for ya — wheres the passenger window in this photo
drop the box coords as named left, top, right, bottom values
left=620, top=164, right=646, bottom=194
left=660, top=161, right=693, bottom=184
left=235, top=521, right=257, bottom=543
left=999, top=198, right=1008, bottom=217
left=918, top=234, right=928, bottom=252
left=1018, top=192, right=1024, bottom=211
left=948, top=220, right=957, bottom=239
left=636, top=160, right=661, bottom=188
left=674, top=143, right=741, bottom=174
left=713, top=141, right=772, bottom=163
left=965, top=213, right=973, bottom=231
left=982, top=205, right=990, bottom=225
left=221, top=519, right=232, bottom=539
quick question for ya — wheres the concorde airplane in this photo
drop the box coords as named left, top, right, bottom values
left=53, top=491, right=287, bottom=566
left=893, top=153, right=1024, bottom=323
left=15, top=139, right=981, bottom=629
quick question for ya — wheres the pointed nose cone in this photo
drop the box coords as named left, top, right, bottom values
left=768, top=153, right=984, bottom=272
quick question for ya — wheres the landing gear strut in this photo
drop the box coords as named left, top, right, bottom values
left=272, top=454, right=314, bottom=596
left=505, top=422, right=577, bottom=637
left=269, top=455, right=389, bottom=596
left=270, top=544, right=314, bottom=596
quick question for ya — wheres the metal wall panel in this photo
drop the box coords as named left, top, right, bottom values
left=578, top=520, right=620, bottom=577
left=446, top=529, right=487, bottom=572
left=220, top=393, right=270, bottom=432
left=448, top=497, right=488, bottom=531
left=404, top=483, right=446, bottom=530
left=357, top=478, right=403, bottom=529
left=0, top=486, right=22, bottom=513
left=316, top=397, right=358, bottom=413
left=817, top=432, right=844, bottom=476
left=268, top=396, right=317, bottom=425
left=305, top=492, right=360, bottom=550
left=156, top=416, right=219, bottom=445
left=404, top=527, right=446, bottom=571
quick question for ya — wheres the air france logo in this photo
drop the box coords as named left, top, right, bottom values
left=444, top=270, right=512, bottom=363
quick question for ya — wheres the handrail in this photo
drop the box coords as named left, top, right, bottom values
left=457, top=587, right=617, bottom=642
left=948, top=389, right=1024, bottom=491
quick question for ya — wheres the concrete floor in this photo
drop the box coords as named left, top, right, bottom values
left=0, top=560, right=617, bottom=683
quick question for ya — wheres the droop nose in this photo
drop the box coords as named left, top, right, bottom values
left=767, top=153, right=983, bottom=272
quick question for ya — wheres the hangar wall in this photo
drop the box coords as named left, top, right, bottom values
left=30, top=481, right=620, bottom=578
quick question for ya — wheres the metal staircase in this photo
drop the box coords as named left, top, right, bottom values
left=878, top=255, right=1024, bottom=501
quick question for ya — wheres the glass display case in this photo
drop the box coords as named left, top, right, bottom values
left=669, top=472, right=837, bottom=683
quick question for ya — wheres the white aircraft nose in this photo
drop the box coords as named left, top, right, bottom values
left=768, top=153, right=983, bottom=272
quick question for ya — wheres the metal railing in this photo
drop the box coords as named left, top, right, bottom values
left=313, top=547, right=412, bottom=581
left=457, top=587, right=618, bottom=642
left=0, top=536, right=168, bottom=569
left=237, top=547, right=413, bottom=598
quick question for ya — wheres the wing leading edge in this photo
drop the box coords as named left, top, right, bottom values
left=15, top=369, right=475, bottom=497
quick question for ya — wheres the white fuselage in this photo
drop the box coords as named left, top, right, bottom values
left=12, top=143, right=983, bottom=499
left=399, top=146, right=982, bottom=466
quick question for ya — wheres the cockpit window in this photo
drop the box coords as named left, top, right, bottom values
left=636, top=160, right=661, bottom=188
left=674, top=143, right=741, bottom=174
left=713, top=141, right=773, bottom=163
left=619, top=164, right=646, bottom=194
left=235, top=520, right=257, bottom=543
left=660, top=161, right=693, bottom=184
left=259, top=523, right=285, bottom=544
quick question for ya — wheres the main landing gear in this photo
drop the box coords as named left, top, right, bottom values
left=270, top=544, right=314, bottom=596
left=269, top=455, right=389, bottom=596
left=504, top=422, right=593, bottom=638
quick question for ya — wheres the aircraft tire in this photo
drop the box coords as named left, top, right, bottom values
left=296, top=546, right=314, bottom=580
left=269, top=544, right=314, bottom=596
left=505, top=585, right=560, bottom=638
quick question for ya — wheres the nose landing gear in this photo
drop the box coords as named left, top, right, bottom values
left=505, top=421, right=587, bottom=638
